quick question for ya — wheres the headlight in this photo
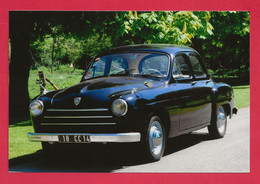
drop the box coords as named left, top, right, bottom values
left=29, top=100, right=44, bottom=116
left=112, top=99, right=128, bottom=116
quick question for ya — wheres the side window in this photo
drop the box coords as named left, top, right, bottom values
left=189, top=55, right=207, bottom=78
left=172, top=55, right=192, bottom=79
left=109, top=57, right=128, bottom=74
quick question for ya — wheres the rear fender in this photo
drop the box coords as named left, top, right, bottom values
left=212, top=83, right=235, bottom=119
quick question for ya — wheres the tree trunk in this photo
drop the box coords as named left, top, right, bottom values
left=9, top=12, right=33, bottom=123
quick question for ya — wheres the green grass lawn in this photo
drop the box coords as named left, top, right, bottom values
left=9, top=121, right=41, bottom=160
left=28, top=65, right=84, bottom=99
left=10, top=66, right=84, bottom=160
left=232, top=85, right=250, bottom=109
left=8, top=66, right=250, bottom=160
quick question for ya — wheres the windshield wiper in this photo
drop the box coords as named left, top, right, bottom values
left=108, top=69, right=136, bottom=76
left=137, top=73, right=162, bottom=78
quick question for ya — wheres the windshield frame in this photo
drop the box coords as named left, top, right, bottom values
left=81, top=51, right=171, bottom=82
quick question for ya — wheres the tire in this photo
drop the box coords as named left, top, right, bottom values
left=208, top=105, right=227, bottom=138
left=144, top=116, right=166, bottom=161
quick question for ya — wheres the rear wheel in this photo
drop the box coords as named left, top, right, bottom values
left=144, top=116, right=166, bottom=161
left=208, top=105, right=227, bottom=138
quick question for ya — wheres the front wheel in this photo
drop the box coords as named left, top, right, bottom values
left=144, top=116, right=166, bottom=161
left=208, top=105, right=227, bottom=138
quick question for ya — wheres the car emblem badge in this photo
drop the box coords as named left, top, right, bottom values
left=74, top=97, right=81, bottom=106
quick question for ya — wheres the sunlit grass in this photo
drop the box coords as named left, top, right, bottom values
left=28, top=65, right=84, bottom=99
left=232, top=85, right=250, bottom=109
left=9, top=120, right=41, bottom=160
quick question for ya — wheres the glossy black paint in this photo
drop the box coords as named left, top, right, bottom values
left=31, top=44, right=236, bottom=140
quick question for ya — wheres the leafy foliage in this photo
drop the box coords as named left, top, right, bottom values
left=25, top=11, right=249, bottom=80
left=106, top=11, right=213, bottom=45
left=196, top=11, right=250, bottom=79
left=26, top=11, right=249, bottom=79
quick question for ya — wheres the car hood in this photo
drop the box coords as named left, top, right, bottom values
left=46, top=76, right=165, bottom=108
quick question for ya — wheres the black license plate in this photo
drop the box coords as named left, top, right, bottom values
left=58, top=135, right=91, bottom=143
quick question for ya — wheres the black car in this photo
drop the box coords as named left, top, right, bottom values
left=28, top=44, right=237, bottom=161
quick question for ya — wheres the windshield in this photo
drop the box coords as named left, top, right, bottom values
left=83, top=52, right=170, bottom=80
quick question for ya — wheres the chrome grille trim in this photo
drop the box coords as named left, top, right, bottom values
left=44, top=116, right=113, bottom=119
left=41, top=122, right=116, bottom=126
left=47, top=108, right=108, bottom=112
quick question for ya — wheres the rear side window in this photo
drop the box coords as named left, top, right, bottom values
left=189, top=55, right=207, bottom=78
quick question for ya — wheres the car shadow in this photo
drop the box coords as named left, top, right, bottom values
left=165, top=132, right=214, bottom=156
left=9, top=132, right=214, bottom=172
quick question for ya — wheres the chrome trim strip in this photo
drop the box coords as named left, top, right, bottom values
left=28, top=132, right=141, bottom=143
left=44, top=116, right=113, bottom=119
left=41, top=122, right=116, bottom=126
left=51, top=89, right=66, bottom=105
left=47, top=108, right=108, bottom=112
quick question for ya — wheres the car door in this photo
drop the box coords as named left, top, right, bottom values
left=171, top=53, right=203, bottom=130
left=188, top=52, right=213, bottom=125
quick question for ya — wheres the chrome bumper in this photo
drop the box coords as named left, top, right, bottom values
left=27, top=132, right=141, bottom=143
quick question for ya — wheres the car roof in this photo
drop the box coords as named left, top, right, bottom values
left=99, top=44, right=198, bottom=56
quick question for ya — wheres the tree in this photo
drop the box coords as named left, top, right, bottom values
left=9, top=11, right=90, bottom=122
left=193, top=11, right=250, bottom=79
left=10, top=11, right=248, bottom=123
left=105, top=11, right=213, bottom=46
left=9, top=11, right=213, bottom=122
left=9, top=12, right=34, bottom=122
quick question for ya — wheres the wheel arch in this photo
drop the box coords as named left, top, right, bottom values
left=211, top=84, right=233, bottom=119
left=152, top=106, right=171, bottom=138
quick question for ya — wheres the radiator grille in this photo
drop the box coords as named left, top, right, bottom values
left=41, top=108, right=116, bottom=126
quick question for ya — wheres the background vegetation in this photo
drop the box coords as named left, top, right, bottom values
left=9, top=11, right=250, bottom=122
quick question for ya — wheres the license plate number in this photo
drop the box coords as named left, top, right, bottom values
left=58, top=135, right=91, bottom=143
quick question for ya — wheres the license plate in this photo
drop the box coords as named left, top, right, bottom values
left=58, top=135, right=91, bottom=143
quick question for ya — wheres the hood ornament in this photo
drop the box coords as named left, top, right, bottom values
left=131, top=87, right=138, bottom=94
left=143, top=80, right=153, bottom=88
left=74, top=97, right=81, bottom=106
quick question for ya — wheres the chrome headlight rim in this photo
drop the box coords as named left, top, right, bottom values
left=29, top=100, right=44, bottom=117
left=112, top=99, right=128, bottom=116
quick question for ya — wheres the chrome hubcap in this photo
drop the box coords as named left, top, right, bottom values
left=217, top=106, right=226, bottom=134
left=149, top=121, right=163, bottom=156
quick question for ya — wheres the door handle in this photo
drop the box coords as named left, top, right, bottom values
left=191, top=81, right=197, bottom=86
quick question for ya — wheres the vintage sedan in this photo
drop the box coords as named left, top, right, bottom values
left=28, top=44, right=237, bottom=161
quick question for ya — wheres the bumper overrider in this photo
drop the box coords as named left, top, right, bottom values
left=233, top=107, right=238, bottom=115
left=27, top=132, right=141, bottom=143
